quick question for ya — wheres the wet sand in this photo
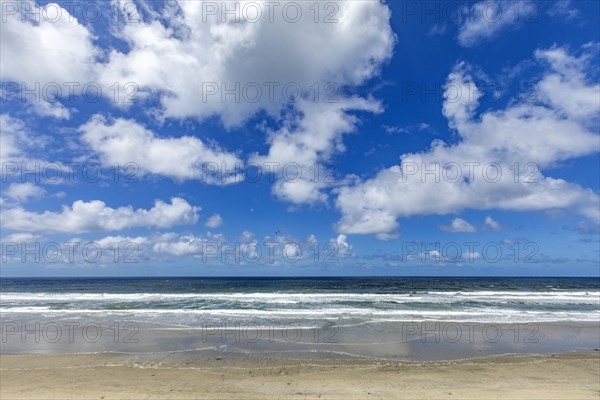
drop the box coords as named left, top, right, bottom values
left=1, top=352, right=599, bottom=399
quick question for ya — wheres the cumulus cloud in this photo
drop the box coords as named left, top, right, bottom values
left=384, top=123, right=431, bottom=135
left=79, top=115, right=243, bottom=184
left=375, top=232, right=400, bottom=241
left=439, top=217, right=477, bottom=233
left=547, top=0, right=580, bottom=21
left=336, top=46, right=600, bottom=236
left=0, top=114, right=27, bottom=164
left=1, top=234, right=149, bottom=265
left=484, top=216, right=501, bottom=231
left=100, top=1, right=394, bottom=125
left=93, top=235, right=147, bottom=248
left=4, top=1, right=395, bottom=200
left=1, top=233, right=44, bottom=243
left=2, top=197, right=199, bottom=233
left=3, top=182, right=45, bottom=202
left=0, top=114, right=55, bottom=172
left=150, top=231, right=326, bottom=265
left=3, top=1, right=394, bottom=125
left=334, top=234, right=353, bottom=257
left=534, top=46, right=600, bottom=122
left=251, top=98, right=382, bottom=204
left=457, top=0, right=533, bottom=47
left=152, top=233, right=209, bottom=257
left=100, top=1, right=394, bottom=201
left=205, top=213, right=223, bottom=228
left=463, top=251, right=482, bottom=261
left=0, top=0, right=99, bottom=118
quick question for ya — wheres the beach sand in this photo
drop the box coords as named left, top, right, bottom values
left=1, top=352, right=599, bottom=399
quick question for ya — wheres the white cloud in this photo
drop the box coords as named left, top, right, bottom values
left=534, top=46, right=600, bottom=122
left=2, top=197, right=199, bottom=233
left=28, top=100, right=71, bottom=120
left=384, top=123, right=431, bottom=135
left=336, top=46, right=600, bottom=236
left=241, top=230, right=255, bottom=241
left=375, top=232, right=400, bottom=241
left=3, top=1, right=394, bottom=125
left=94, top=235, right=147, bottom=248
left=439, top=218, right=477, bottom=233
left=457, top=0, right=531, bottom=47
left=0, top=114, right=68, bottom=177
left=3, top=182, right=45, bottom=202
left=283, top=242, right=301, bottom=259
left=484, top=216, right=501, bottom=231
left=251, top=98, right=382, bottom=204
left=3, top=2, right=395, bottom=203
left=3, top=235, right=149, bottom=265
left=205, top=214, right=223, bottom=228
left=428, top=24, right=447, bottom=37
left=547, top=0, right=579, bottom=21
left=100, top=1, right=394, bottom=126
left=152, top=234, right=208, bottom=257
left=0, top=0, right=99, bottom=118
left=335, top=234, right=353, bottom=256
left=0, top=114, right=27, bottom=163
left=150, top=231, right=325, bottom=265
left=0, top=0, right=98, bottom=82
left=463, top=251, right=482, bottom=261
left=2, top=233, right=43, bottom=243
left=79, top=115, right=243, bottom=184
left=100, top=1, right=394, bottom=202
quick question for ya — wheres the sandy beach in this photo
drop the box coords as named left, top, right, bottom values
left=2, top=278, right=598, bottom=399
left=1, top=352, right=599, bottom=399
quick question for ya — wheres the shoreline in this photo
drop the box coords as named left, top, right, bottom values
left=1, top=352, right=599, bottom=399
left=2, top=320, right=598, bottom=362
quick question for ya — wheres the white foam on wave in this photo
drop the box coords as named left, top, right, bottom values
left=1, top=306, right=598, bottom=323
left=1, top=291, right=598, bottom=304
left=2, top=290, right=598, bottom=324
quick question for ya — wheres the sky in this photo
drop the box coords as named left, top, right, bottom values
left=0, top=0, right=599, bottom=277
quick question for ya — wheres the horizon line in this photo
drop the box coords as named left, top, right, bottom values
left=1, top=275, right=599, bottom=279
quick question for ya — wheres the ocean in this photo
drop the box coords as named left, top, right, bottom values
left=2, top=277, right=599, bottom=360
left=2, top=276, right=599, bottom=325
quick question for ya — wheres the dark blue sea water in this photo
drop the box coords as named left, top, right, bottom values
left=1, top=277, right=599, bottom=326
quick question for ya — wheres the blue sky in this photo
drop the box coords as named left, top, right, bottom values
left=1, top=0, right=598, bottom=277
